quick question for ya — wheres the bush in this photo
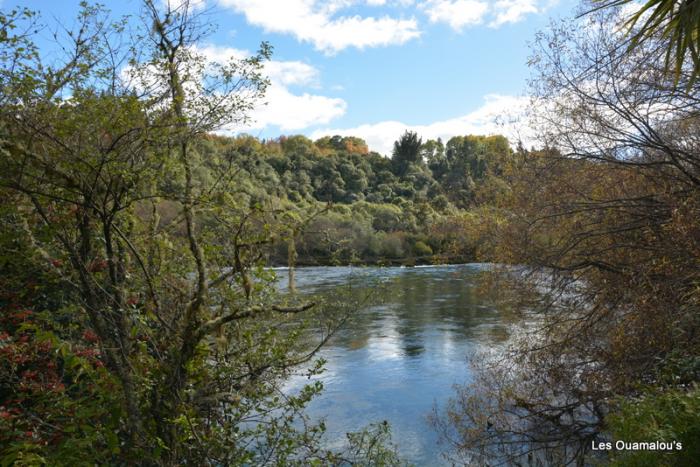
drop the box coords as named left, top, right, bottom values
left=413, top=240, right=433, bottom=257
left=380, top=233, right=405, bottom=259
left=607, top=386, right=700, bottom=467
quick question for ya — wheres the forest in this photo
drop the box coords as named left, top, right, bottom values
left=189, top=131, right=511, bottom=266
left=1, top=0, right=699, bottom=465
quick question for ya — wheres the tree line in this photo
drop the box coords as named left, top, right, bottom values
left=192, top=131, right=511, bottom=266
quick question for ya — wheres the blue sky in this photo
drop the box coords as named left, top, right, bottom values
left=11, top=0, right=577, bottom=154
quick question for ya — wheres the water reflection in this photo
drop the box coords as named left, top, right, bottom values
left=279, top=264, right=511, bottom=465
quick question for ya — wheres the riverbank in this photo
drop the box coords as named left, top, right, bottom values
left=273, top=254, right=475, bottom=268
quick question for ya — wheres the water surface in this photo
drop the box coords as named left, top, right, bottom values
left=280, top=264, right=511, bottom=465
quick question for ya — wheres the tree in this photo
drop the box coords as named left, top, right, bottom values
left=423, top=138, right=447, bottom=179
left=590, top=0, right=700, bottom=83
left=441, top=136, right=484, bottom=207
left=313, top=157, right=346, bottom=201
left=435, top=7, right=700, bottom=466
left=0, top=2, right=354, bottom=464
left=391, top=130, right=423, bottom=177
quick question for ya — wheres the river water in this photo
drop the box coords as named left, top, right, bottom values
left=278, top=264, right=513, bottom=465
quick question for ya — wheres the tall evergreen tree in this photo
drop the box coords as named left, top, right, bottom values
left=391, top=131, right=423, bottom=177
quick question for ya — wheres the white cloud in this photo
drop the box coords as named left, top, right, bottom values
left=421, top=0, right=489, bottom=30
left=421, top=0, right=548, bottom=30
left=490, top=0, right=538, bottom=27
left=311, top=94, right=531, bottom=155
left=198, top=45, right=320, bottom=87
left=264, top=61, right=320, bottom=87
left=198, top=45, right=347, bottom=131
left=216, top=0, right=553, bottom=51
left=248, top=86, right=347, bottom=131
left=217, top=0, right=421, bottom=53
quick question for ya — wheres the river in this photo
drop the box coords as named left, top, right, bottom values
left=278, top=264, right=514, bottom=465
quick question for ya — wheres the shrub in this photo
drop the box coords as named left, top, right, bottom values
left=608, top=386, right=700, bottom=467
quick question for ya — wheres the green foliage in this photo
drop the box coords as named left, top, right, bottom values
left=0, top=197, right=123, bottom=465
left=0, top=2, right=410, bottom=464
left=412, top=240, right=433, bottom=257
left=212, top=129, right=515, bottom=265
left=608, top=386, right=700, bottom=467
left=590, top=0, right=700, bottom=84
left=232, top=129, right=511, bottom=211
left=341, top=421, right=405, bottom=466
left=392, top=131, right=423, bottom=177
